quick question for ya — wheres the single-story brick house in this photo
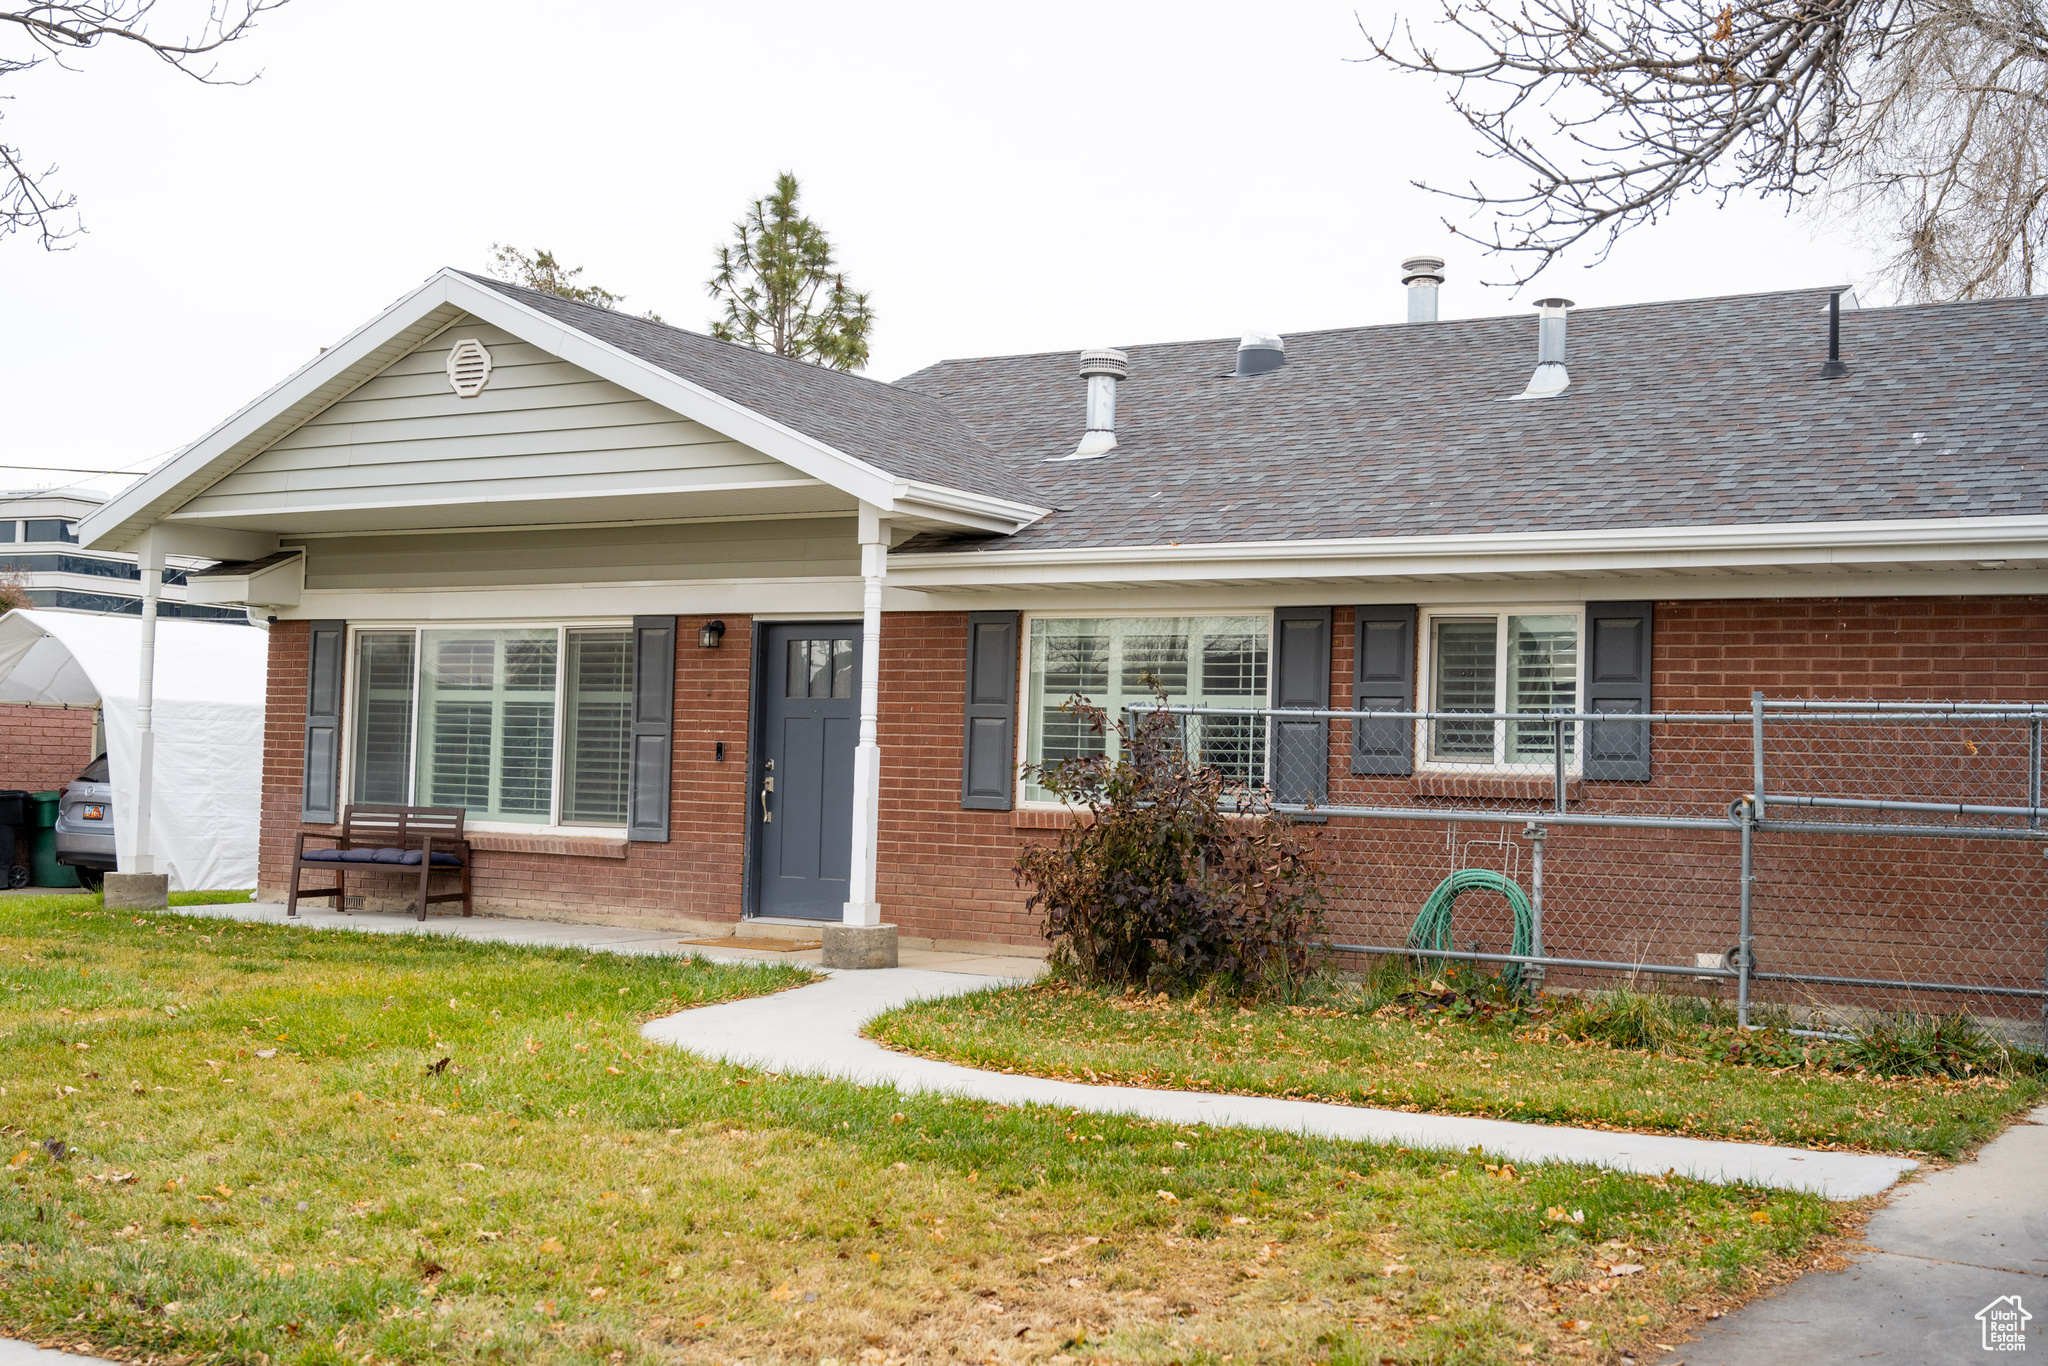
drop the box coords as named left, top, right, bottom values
left=76, top=267, right=2048, bottom=964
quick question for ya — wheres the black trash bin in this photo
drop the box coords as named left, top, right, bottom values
left=0, top=789, right=28, bottom=890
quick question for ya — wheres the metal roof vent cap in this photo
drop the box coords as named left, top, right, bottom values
left=1233, top=330, right=1285, bottom=378
left=1402, top=255, right=1446, bottom=323
left=1509, top=298, right=1573, bottom=400
left=1062, top=347, right=1130, bottom=460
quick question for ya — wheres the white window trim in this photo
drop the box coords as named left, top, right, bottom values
left=1415, top=604, right=1587, bottom=774
left=340, top=618, right=635, bottom=836
left=1012, top=608, right=1273, bottom=810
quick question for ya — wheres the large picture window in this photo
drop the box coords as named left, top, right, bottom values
left=1423, top=610, right=1582, bottom=769
left=1023, top=615, right=1269, bottom=802
left=347, top=625, right=634, bottom=827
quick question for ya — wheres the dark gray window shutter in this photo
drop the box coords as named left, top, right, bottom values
left=1352, top=605, right=1417, bottom=776
left=1584, top=600, right=1653, bottom=781
left=301, top=620, right=345, bottom=823
left=961, top=611, right=1019, bottom=810
left=1270, top=607, right=1331, bottom=805
left=627, top=615, right=676, bottom=841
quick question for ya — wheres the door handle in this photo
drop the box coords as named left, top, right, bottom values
left=760, top=774, right=774, bottom=823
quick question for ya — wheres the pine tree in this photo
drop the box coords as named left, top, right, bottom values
left=706, top=173, right=875, bottom=371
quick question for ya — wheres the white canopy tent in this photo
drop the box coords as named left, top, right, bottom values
left=0, top=610, right=266, bottom=891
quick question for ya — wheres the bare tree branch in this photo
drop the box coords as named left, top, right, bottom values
left=1360, top=0, right=2048, bottom=298
left=0, top=1, right=289, bottom=249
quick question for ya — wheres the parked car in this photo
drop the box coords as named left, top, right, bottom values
left=54, top=753, right=113, bottom=891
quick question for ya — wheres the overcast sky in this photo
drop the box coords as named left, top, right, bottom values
left=2, top=0, right=1877, bottom=494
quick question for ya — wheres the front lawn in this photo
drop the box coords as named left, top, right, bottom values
left=3, top=895, right=1854, bottom=1365
left=867, top=980, right=2046, bottom=1159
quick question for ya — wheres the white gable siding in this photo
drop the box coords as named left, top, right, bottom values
left=179, top=317, right=829, bottom=525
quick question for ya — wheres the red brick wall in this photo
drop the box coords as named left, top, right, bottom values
left=258, top=618, right=757, bottom=931
left=0, top=703, right=96, bottom=792
left=256, top=597, right=2048, bottom=966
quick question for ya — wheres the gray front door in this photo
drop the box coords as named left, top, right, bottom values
left=754, top=623, right=860, bottom=919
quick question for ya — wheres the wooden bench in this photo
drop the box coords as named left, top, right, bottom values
left=286, top=804, right=474, bottom=921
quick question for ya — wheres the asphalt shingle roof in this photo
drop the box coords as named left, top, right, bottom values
left=889, top=287, right=2048, bottom=554
left=464, top=273, right=1041, bottom=508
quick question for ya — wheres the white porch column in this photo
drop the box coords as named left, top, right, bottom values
left=129, top=539, right=163, bottom=877
left=843, top=503, right=890, bottom=927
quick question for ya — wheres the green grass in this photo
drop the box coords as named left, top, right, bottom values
left=0, top=895, right=1857, bottom=1365
left=867, top=977, right=2046, bottom=1159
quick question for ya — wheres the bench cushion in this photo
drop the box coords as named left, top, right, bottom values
left=400, top=849, right=464, bottom=867
left=302, top=846, right=463, bottom=868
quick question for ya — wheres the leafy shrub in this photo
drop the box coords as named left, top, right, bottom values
left=1016, top=693, right=1328, bottom=998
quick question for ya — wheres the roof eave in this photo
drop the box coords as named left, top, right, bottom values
left=884, top=514, right=2048, bottom=589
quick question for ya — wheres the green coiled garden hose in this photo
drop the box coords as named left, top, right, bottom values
left=1406, top=868, right=1536, bottom=986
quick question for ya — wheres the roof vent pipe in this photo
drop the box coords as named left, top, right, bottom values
left=1068, top=347, right=1129, bottom=459
left=1401, top=255, right=1445, bottom=323
left=1817, top=291, right=1850, bottom=380
left=1510, top=297, right=1574, bottom=400
left=1233, top=330, right=1285, bottom=377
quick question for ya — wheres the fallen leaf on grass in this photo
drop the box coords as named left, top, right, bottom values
left=768, top=1281, right=798, bottom=1302
left=1609, top=1263, right=1646, bottom=1276
left=537, top=1237, right=564, bottom=1254
left=254, top=1049, right=277, bottom=1059
left=1155, top=1190, right=1179, bottom=1203
left=1750, top=1210, right=1772, bottom=1224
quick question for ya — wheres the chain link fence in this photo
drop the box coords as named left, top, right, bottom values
left=1135, top=695, right=2048, bottom=1047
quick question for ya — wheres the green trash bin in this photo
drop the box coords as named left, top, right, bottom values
left=28, top=791, right=78, bottom=889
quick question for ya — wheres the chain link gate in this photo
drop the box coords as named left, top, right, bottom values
left=1130, top=695, right=2048, bottom=1046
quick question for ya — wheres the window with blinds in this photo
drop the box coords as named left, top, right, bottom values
left=1024, top=616, right=1269, bottom=802
left=350, top=632, right=415, bottom=803
left=345, top=625, right=635, bottom=827
left=1424, top=610, right=1582, bottom=769
left=562, top=630, right=633, bottom=824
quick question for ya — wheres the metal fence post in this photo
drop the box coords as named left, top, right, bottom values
left=1737, top=795, right=1755, bottom=1030
left=1523, top=821, right=1546, bottom=991
left=2029, top=717, right=2041, bottom=831
left=1750, top=690, right=1767, bottom=824
left=1553, top=714, right=1567, bottom=814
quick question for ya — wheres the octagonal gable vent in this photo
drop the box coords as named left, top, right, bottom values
left=446, top=338, right=493, bottom=398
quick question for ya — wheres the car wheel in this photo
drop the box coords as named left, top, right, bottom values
left=6, top=865, right=27, bottom=890
left=73, top=866, right=104, bottom=893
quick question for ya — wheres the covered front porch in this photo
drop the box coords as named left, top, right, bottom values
left=73, top=269, right=1047, bottom=964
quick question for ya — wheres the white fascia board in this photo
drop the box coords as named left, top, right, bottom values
left=884, top=515, right=2048, bottom=590
left=78, top=269, right=1045, bottom=553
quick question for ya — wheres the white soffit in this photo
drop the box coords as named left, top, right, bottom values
left=79, top=270, right=1044, bottom=552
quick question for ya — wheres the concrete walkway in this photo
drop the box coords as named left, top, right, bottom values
left=1656, top=1103, right=2048, bottom=1365
left=147, top=898, right=1049, bottom=978
left=641, top=967, right=1916, bottom=1200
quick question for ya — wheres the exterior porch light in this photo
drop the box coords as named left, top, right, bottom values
left=697, top=619, right=726, bottom=649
